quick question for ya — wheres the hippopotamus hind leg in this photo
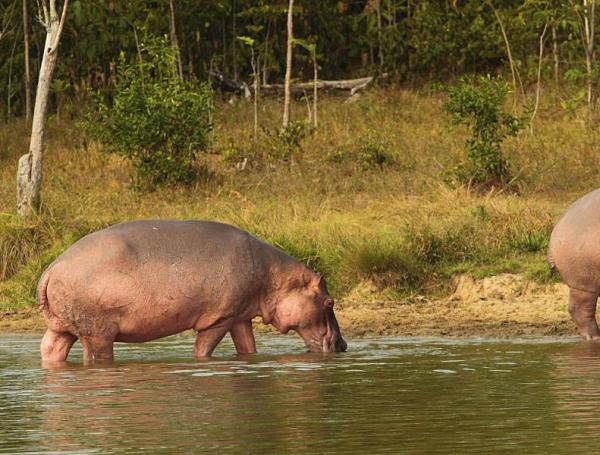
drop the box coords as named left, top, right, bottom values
left=230, top=320, right=256, bottom=354
left=568, top=288, right=600, bottom=340
left=40, top=329, right=77, bottom=364
left=81, top=336, right=115, bottom=364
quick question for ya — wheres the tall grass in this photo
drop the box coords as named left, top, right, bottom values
left=0, top=88, right=593, bottom=308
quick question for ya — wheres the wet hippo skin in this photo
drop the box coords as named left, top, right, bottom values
left=38, top=220, right=347, bottom=364
left=549, top=189, right=600, bottom=340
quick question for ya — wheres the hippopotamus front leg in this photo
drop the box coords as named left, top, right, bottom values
left=194, top=321, right=232, bottom=358
left=568, top=288, right=600, bottom=340
left=229, top=320, right=256, bottom=354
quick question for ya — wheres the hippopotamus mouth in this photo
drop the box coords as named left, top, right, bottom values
left=301, top=308, right=347, bottom=353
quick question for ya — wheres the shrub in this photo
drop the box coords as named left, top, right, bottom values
left=443, top=76, right=524, bottom=188
left=262, top=121, right=310, bottom=163
left=84, top=35, right=213, bottom=189
left=329, top=134, right=397, bottom=171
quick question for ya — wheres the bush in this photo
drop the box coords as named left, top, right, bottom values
left=84, top=35, right=213, bottom=189
left=262, top=121, right=310, bottom=163
left=329, top=134, right=397, bottom=171
left=443, top=76, right=524, bottom=188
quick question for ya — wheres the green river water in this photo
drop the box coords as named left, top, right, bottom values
left=1, top=334, right=600, bottom=454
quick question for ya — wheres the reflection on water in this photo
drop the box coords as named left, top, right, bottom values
left=3, top=335, right=600, bottom=453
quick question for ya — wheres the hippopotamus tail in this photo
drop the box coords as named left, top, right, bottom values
left=37, top=269, right=66, bottom=331
left=547, top=251, right=557, bottom=271
left=37, top=270, right=51, bottom=309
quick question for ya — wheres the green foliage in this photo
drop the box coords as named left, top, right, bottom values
left=83, top=35, right=213, bottom=189
left=0, top=212, right=108, bottom=307
left=262, top=121, right=311, bottom=163
left=507, top=229, right=549, bottom=253
left=329, top=134, right=397, bottom=171
left=220, top=121, right=311, bottom=168
left=443, top=76, right=525, bottom=188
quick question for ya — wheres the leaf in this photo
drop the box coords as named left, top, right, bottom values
left=237, top=35, right=255, bottom=47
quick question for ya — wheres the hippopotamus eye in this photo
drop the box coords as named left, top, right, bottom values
left=324, top=298, right=334, bottom=309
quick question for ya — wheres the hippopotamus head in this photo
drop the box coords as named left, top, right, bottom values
left=270, top=274, right=347, bottom=353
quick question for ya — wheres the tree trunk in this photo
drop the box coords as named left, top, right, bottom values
left=313, top=53, right=318, bottom=129
left=552, top=25, right=559, bottom=104
left=583, top=0, right=595, bottom=113
left=489, top=2, right=524, bottom=111
left=232, top=0, right=237, bottom=80
left=282, top=0, right=294, bottom=128
left=168, top=0, right=183, bottom=81
left=23, top=0, right=32, bottom=123
left=17, top=0, right=69, bottom=216
left=251, top=48, right=258, bottom=144
left=531, top=22, right=548, bottom=132
left=376, top=0, right=383, bottom=67
left=6, top=29, right=18, bottom=120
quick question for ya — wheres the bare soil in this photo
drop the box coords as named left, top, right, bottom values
left=0, top=274, right=576, bottom=338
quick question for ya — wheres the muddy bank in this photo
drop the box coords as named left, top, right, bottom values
left=0, top=274, right=576, bottom=338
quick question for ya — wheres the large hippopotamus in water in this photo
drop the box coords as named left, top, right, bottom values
left=549, top=189, right=600, bottom=340
left=38, top=220, right=347, bottom=364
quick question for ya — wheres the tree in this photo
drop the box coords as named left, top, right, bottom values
left=238, top=35, right=259, bottom=143
left=282, top=0, right=293, bottom=128
left=168, top=0, right=183, bottom=81
left=84, top=36, right=213, bottom=189
left=572, top=0, right=596, bottom=113
left=294, top=38, right=318, bottom=128
left=16, top=0, right=69, bottom=216
left=23, top=0, right=31, bottom=124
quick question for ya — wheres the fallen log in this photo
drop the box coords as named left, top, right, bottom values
left=209, top=70, right=250, bottom=97
left=261, top=76, right=374, bottom=94
left=210, top=70, right=375, bottom=97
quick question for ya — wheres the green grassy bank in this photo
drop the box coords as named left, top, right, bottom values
left=0, top=88, right=595, bottom=315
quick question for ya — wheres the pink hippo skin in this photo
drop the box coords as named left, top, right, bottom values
left=38, top=220, right=347, bottom=364
left=549, top=189, right=600, bottom=340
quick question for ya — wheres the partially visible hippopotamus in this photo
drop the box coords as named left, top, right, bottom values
left=549, top=189, right=600, bottom=340
left=38, top=220, right=347, bottom=364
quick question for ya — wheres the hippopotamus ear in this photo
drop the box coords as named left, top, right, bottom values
left=312, top=274, right=327, bottom=289
left=323, top=298, right=334, bottom=309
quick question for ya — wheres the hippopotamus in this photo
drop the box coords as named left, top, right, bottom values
left=38, top=220, right=347, bottom=364
left=549, top=189, right=600, bottom=340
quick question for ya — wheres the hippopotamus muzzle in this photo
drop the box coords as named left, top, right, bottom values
left=322, top=308, right=347, bottom=353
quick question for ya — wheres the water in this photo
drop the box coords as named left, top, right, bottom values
left=2, top=334, right=600, bottom=454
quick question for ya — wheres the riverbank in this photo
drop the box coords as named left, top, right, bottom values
left=0, top=89, right=592, bottom=337
left=0, top=273, right=575, bottom=338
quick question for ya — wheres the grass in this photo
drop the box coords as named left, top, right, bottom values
left=0, top=87, right=595, bottom=310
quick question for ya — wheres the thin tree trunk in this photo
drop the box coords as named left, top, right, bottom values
left=313, top=52, right=318, bottom=129
left=282, top=0, right=294, bottom=128
left=531, top=22, right=549, bottom=132
left=6, top=29, right=17, bottom=120
left=250, top=48, right=258, bottom=144
left=17, top=0, right=69, bottom=216
left=168, top=0, right=183, bottom=81
left=377, top=0, right=383, bottom=67
left=263, top=17, right=271, bottom=85
left=552, top=25, right=559, bottom=104
left=222, top=15, right=226, bottom=72
left=187, top=43, right=194, bottom=80
left=232, top=0, right=237, bottom=80
left=583, top=0, right=595, bottom=113
left=23, top=0, right=32, bottom=123
left=489, top=2, right=524, bottom=110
